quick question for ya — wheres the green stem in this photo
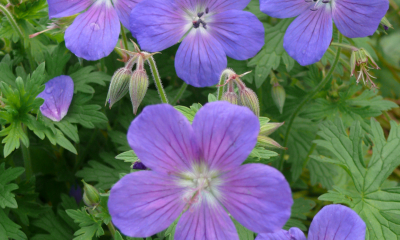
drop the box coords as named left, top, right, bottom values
left=172, top=82, right=188, bottom=105
left=278, top=33, right=343, bottom=171
left=120, top=24, right=129, bottom=50
left=0, top=4, right=35, bottom=70
left=107, top=222, right=116, bottom=239
left=21, top=125, right=32, bottom=179
left=383, top=111, right=392, bottom=121
left=148, top=56, right=168, bottom=103
left=330, top=42, right=358, bottom=51
left=217, top=73, right=226, bottom=100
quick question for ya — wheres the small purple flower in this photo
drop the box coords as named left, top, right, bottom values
left=130, top=0, right=265, bottom=87
left=132, top=161, right=147, bottom=170
left=47, top=0, right=140, bottom=60
left=108, top=102, right=293, bottom=239
left=256, top=204, right=366, bottom=240
left=260, top=0, right=389, bottom=66
left=69, top=184, right=83, bottom=203
left=37, top=75, right=74, bottom=122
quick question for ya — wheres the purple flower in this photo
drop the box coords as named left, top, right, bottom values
left=69, top=184, right=83, bottom=203
left=260, top=0, right=389, bottom=66
left=256, top=204, right=366, bottom=240
left=132, top=161, right=147, bottom=170
left=108, top=102, right=293, bottom=239
left=37, top=75, right=74, bottom=122
left=47, top=0, right=140, bottom=60
left=129, top=0, right=265, bottom=87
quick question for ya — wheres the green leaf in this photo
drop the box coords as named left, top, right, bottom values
left=248, top=19, right=294, bottom=88
left=0, top=122, right=28, bottom=157
left=64, top=94, right=108, bottom=129
left=115, top=150, right=138, bottom=163
left=69, top=66, right=110, bottom=94
left=0, top=163, right=25, bottom=209
left=284, top=198, right=315, bottom=231
left=76, top=152, right=131, bottom=189
left=233, top=218, right=254, bottom=240
left=66, top=208, right=105, bottom=240
left=44, top=43, right=71, bottom=78
left=32, top=209, right=74, bottom=240
left=0, top=208, right=27, bottom=240
left=247, top=147, right=278, bottom=164
left=313, top=119, right=400, bottom=239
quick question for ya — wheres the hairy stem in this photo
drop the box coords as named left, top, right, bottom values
left=278, top=33, right=343, bottom=171
left=107, top=222, right=116, bottom=239
left=148, top=56, right=168, bottom=104
left=0, top=4, right=35, bottom=70
left=172, top=82, right=188, bottom=105
left=330, top=42, right=358, bottom=52
left=217, top=73, right=226, bottom=100
left=120, top=24, right=129, bottom=51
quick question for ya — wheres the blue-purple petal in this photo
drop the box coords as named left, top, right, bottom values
left=256, top=228, right=306, bottom=240
left=47, top=0, right=93, bottom=19
left=65, top=1, right=120, bottom=61
left=127, top=104, right=200, bottom=175
left=37, top=75, right=74, bottom=122
left=219, top=164, right=293, bottom=234
left=192, top=102, right=259, bottom=172
left=283, top=5, right=333, bottom=66
left=308, top=204, right=366, bottom=240
left=112, top=0, right=141, bottom=29
left=210, top=10, right=264, bottom=60
left=175, top=195, right=239, bottom=240
left=108, top=171, right=185, bottom=237
left=130, top=0, right=190, bottom=52
left=175, top=0, right=251, bottom=13
left=175, top=29, right=227, bottom=87
left=260, top=0, right=310, bottom=18
left=332, top=0, right=389, bottom=38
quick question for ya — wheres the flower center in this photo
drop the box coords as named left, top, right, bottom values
left=192, top=8, right=210, bottom=29
left=178, top=163, right=221, bottom=210
left=305, top=0, right=331, bottom=11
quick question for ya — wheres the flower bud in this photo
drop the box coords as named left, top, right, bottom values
left=257, top=136, right=286, bottom=149
left=106, top=68, right=132, bottom=108
left=129, top=70, right=149, bottom=114
left=239, top=87, right=260, bottom=116
left=82, top=180, right=100, bottom=207
left=350, top=48, right=379, bottom=88
left=271, top=83, right=285, bottom=114
left=260, top=122, right=284, bottom=136
left=380, top=17, right=392, bottom=31
left=221, top=92, right=238, bottom=105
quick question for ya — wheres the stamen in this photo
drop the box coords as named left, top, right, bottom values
left=197, top=12, right=204, bottom=18
left=205, top=7, right=209, bottom=14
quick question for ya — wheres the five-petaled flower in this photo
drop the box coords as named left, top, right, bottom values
left=47, top=0, right=140, bottom=60
left=129, top=0, right=265, bottom=87
left=108, top=102, right=293, bottom=239
left=256, top=204, right=366, bottom=240
left=260, top=0, right=389, bottom=66
left=37, top=75, right=74, bottom=122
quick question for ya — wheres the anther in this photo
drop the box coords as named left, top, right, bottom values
left=197, top=12, right=204, bottom=18
left=205, top=7, right=209, bottom=14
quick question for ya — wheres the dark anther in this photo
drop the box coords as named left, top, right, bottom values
left=198, top=12, right=204, bottom=18
left=205, top=7, right=209, bottom=14
left=193, top=20, right=201, bottom=28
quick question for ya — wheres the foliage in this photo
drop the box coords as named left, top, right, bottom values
left=0, top=0, right=399, bottom=239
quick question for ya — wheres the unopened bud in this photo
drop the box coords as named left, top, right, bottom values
left=380, top=17, right=393, bottom=31
left=130, top=70, right=149, bottom=114
left=271, top=83, right=285, bottom=114
left=221, top=92, right=238, bottom=105
left=239, top=87, right=260, bottom=116
left=257, top=136, right=286, bottom=149
left=106, top=68, right=132, bottom=108
left=260, top=122, right=284, bottom=136
left=82, top=180, right=100, bottom=207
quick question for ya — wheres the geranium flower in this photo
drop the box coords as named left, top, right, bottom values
left=108, top=102, right=293, bottom=239
left=256, top=204, right=366, bottom=240
left=47, top=0, right=140, bottom=60
left=129, top=0, right=265, bottom=87
left=259, top=0, right=389, bottom=66
left=37, top=75, right=74, bottom=122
